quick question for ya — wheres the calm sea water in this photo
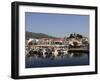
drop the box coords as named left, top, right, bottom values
left=25, top=52, right=89, bottom=68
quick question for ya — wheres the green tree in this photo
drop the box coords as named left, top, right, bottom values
left=73, top=42, right=78, bottom=48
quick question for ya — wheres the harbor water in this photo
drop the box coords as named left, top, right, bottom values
left=25, top=52, right=89, bottom=68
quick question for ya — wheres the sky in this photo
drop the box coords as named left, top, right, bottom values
left=25, top=12, right=89, bottom=38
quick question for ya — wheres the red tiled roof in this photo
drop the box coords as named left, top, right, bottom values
left=52, top=38, right=64, bottom=41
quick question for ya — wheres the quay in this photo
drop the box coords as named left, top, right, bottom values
left=28, top=45, right=89, bottom=53
left=68, top=48, right=89, bottom=53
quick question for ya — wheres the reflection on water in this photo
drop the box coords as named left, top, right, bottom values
left=25, top=52, right=89, bottom=68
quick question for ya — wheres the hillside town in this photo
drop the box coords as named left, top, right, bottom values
left=25, top=33, right=89, bottom=58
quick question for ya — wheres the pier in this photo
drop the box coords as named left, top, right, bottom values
left=28, top=45, right=89, bottom=53
left=68, top=48, right=89, bottom=53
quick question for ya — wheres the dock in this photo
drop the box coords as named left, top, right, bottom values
left=28, top=45, right=89, bottom=53
left=68, top=48, right=89, bottom=53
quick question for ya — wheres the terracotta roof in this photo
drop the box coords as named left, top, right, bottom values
left=52, top=38, right=64, bottom=41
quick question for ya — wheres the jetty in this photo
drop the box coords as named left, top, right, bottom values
left=68, top=48, right=89, bottom=53
left=28, top=45, right=89, bottom=53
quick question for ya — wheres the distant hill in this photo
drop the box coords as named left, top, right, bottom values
left=26, top=31, right=57, bottom=39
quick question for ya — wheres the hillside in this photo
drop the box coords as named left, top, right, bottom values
left=26, top=31, right=57, bottom=39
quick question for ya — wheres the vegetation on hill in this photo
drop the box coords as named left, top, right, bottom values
left=69, top=33, right=83, bottom=38
left=26, top=31, right=56, bottom=39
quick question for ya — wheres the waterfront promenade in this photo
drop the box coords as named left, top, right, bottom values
left=27, top=45, right=89, bottom=53
left=68, top=48, right=89, bottom=53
